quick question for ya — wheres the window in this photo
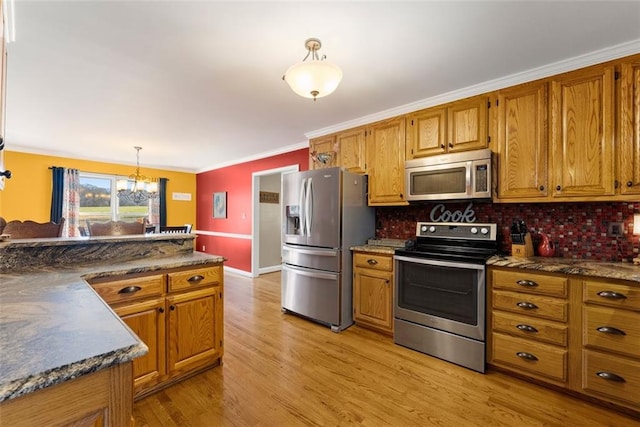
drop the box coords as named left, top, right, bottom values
left=79, top=172, right=151, bottom=229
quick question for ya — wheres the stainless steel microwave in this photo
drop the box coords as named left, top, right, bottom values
left=405, top=149, right=492, bottom=201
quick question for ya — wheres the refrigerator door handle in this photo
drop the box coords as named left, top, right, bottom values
left=282, top=264, right=338, bottom=281
left=306, top=177, right=313, bottom=236
left=282, top=245, right=339, bottom=257
left=299, top=178, right=307, bottom=236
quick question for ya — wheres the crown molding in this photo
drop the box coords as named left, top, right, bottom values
left=305, top=39, right=640, bottom=139
left=196, top=141, right=308, bottom=173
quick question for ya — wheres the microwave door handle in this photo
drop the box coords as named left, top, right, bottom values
left=299, top=178, right=306, bottom=236
left=305, top=177, right=313, bottom=235
left=466, top=161, right=472, bottom=195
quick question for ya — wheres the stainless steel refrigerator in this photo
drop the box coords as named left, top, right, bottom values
left=281, top=167, right=375, bottom=332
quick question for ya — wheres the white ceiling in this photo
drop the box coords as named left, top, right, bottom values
left=5, top=1, right=640, bottom=173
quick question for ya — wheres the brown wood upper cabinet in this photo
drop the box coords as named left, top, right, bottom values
left=337, top=127, right=367, bottom=174
left=406, top=95, right=489, bottom=159
left=495, top=81, right=549, bottom=199
left=366, top=117, right=408, bottom=205
left=309, top=134, right=338, bottom=170
left=550, top=64, right=615, bottom=198
left=619, top=58, right=640, bottom=197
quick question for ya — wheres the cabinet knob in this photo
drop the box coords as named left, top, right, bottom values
left=367, top=259, right=378, bottom=265
left=556, top=185, right=561, bottom=191
left=440, top=144, right=445, bottom=149
left=539, top=185, right=545, bottom=191
left=627, top=180, right=633, bottom=187
left=158, top=307, right=165, bottom=313
left=516, top=352, right=538, bottom=361
left=187, top=275, right=205, bottom=283
left=596, top=326, right=626, bottom=336
left=596, top=371, right=625, bottom=383
left=448, top=143, right=453, bottom=148
left=516, top=301, right=538, bottom=310
left=118, top=285, right=142, bottom=294
left=596, top=290, right=627, bottom=300
left=170, top=305, right=176, bottom=311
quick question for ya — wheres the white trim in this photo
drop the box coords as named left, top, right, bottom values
left=259, top=265, right=282, bottom=275
left=251, top=164, right=299, bottom=278
left=194, top=230, right=252, bottom=240
left=223, top=265, right=253, bottom=277
left=197, top=141, right=308, bottom=173
left=305, top=39, right=640, bottom=139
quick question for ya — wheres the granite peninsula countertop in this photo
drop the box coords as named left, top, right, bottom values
left=0, top=251, right=224, bottom=402
left=351, top=245, right=640, bottom=283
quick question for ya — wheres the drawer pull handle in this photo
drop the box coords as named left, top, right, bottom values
left=596, top=372, right=626, bottom=383
left=516, top=301, right=538, bottom=310
left=596, top=290, right=627, bottom=300
left=516, top=324, right=538, bottom=333
left=187, top=275, right=205, bottom=283
left=596, top=326, right=626, bottom=336
left=516, top=352, right=538, bottom=361
left=118, top=285, right=142, bottom=294
left=516, top=279, right=538, bottom=287
left=367, top=259, right=378, bottom=265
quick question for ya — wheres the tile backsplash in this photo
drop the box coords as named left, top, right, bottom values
left=375, top=201, right=640, bottom=262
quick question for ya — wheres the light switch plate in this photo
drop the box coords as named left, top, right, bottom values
left=607, top=222, right=623, bottom=237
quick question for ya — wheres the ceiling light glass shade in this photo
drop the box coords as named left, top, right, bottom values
left=284, top=60, right=343, bottom=100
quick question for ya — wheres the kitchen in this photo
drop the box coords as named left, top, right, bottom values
left=1, top=1, right=640, bottom=425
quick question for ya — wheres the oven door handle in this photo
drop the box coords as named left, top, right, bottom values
left=393, top=255, right=485, bottom=271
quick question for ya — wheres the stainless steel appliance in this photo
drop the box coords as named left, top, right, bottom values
left=405, top=148, right=492, bottom=201
left=281, top=167, right=375, bottom=332
left=394, top=221, right=498, bottom=372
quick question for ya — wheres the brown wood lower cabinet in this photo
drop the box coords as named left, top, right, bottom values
left=353, top=251, right=394, bottom=335
left=89, top=263, right=224, bottom=399
left=488, top=267, right=640, bottom=414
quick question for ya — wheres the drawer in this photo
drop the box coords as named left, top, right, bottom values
left=90, top=274, right=165, bottom=305
left=492, top=332, right=567, bottom=382
left=354, top=252, right=393, bottom=272
left=492, top=269, right=567, bottom=297
left=583, top=305, right=640, bottom=358
left=492, top=310, right=567, bottom=347
left=493, top=290, right=567, bottom=322
left=168, top=266, right=221, bottom=293
left=583, top=349, right=640, bottom=408
left=583, top=280, right=640, bottom=311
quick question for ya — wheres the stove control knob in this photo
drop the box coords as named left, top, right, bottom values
left=470, top=227, right=478, bottom=234
left=480, top=227, right=489, bottom=235
left=420, top=225, right=428, bottom=233
left=428, top=226, right=436, bottom=233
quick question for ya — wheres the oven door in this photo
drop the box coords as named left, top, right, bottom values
left=394, top=255, right=485, bottom=340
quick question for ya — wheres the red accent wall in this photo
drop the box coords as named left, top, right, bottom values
left=196, top=148, right=309, bottom=271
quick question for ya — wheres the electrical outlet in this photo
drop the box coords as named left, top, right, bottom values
left=607, top=222, right=623, bottom=237
left=202, top=245, right=206, bottom=251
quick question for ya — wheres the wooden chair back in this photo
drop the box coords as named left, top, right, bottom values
left=87, top=220, right=145, bottom=236
left=1, top=218, right=66, bottom=238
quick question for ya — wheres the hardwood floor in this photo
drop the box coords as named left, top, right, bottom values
left=133, top=272, right=639, bottom=426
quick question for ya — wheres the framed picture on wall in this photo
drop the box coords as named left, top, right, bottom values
left=213, top=192, right=227, bottom=219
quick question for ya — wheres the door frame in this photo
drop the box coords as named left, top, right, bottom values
left=251, top=164, right=299, bottom=277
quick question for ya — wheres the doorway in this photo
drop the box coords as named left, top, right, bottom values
left=251, top=165, right=299, bottom=277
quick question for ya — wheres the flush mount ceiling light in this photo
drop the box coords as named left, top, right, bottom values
left=283, top=38, right=343, bottom=101
left=116, top=146, right=158, bottom=204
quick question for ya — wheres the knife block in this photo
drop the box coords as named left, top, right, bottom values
left=512, top=233, right=534, bottom=258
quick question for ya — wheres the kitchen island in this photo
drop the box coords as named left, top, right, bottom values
left=0, top=234, right=224, bottom=425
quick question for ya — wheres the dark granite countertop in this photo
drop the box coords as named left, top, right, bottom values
left=0, top=251, right=224, bottom=402
left=350, top=245, right=640, bottom=283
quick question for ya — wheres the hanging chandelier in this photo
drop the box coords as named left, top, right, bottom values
left=283, top=38, right=343, bottom=101
left=116, top=146, right=158, bottom=204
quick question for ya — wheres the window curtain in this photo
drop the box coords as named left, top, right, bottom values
left=50, top=167, right=80, bottom=237
left=148, top=177, right=168, bottom=227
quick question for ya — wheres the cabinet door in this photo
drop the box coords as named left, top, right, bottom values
left=496, top=82, right=549, bottom=199
left=167, top=287, right=222, bottom=375
left=114, top=298, right=166, bottom=395
left=550, top=65, right=615, bottom=197
left=366, top=117, right=407, bottom=205
left=309, top=135, right=338, bottom=170
left=337, top=127, right=366, bottom=174
left=619, top=59, right=640, bottom=196
left=354, top=267, right=393, bottom=333
left=406, top=107, right=447, bottom=159
left=447, top=95, right=489, bottom=153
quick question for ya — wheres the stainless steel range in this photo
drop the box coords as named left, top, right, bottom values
left=393, top=221, right=498, bottom=373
